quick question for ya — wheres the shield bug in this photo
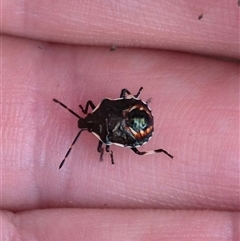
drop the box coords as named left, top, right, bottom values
left=53, top=87, right=173, bottom=169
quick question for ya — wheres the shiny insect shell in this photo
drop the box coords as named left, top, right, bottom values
left=53, top=87, right=173, bottom=169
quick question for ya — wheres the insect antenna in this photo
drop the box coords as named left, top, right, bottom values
left=53, top=98, right=81, bottom=119
left=53, top=99, right=84, bottom=169
left=59, top=129, right=83, bottom=169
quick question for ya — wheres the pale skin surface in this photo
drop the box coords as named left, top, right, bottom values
left=1, top=0, right=240, bottom=240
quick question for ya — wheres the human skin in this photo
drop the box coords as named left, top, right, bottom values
left=1, top=0, right=239, bottom=240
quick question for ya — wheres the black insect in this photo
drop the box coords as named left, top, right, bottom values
left=53, top=87, right=173, bottom=169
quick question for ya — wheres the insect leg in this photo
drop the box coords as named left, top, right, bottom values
left=134, top=87, right=143, bottom=98
left=53, top=99, right=81, bottom=118
left=120, top=87, right=143, bottom=98
left=106, top=145, right=114, bottom=164
left=79, top=101, right=96, bottom=114
left=59, top=129, right=83, bottom=169
left=131, top=147, right=173, bottom=159
left=120, top=89, right=131, bottom=98
left=97, top=141, right=104, bottom=161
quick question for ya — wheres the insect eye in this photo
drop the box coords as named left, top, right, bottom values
left=128, top=109, right=149, bottom=132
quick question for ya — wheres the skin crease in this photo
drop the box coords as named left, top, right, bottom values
left=1, top=0, right=239, bottom=240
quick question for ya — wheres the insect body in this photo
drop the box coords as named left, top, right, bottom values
left=53, top=87, right=173, bottom=169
